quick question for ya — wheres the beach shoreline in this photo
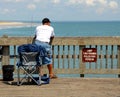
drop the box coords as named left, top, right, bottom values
left=0, top=21, right=38, bottom=27
left=0, top=21, right=26, bottom=26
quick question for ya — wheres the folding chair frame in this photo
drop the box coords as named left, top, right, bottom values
left=17, top=52, right=41, bottom=86
left=17, top=65, right=41, bottom=86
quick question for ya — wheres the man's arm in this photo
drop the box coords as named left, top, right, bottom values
left=49, top=36, right=54, bottom=45
left=32, top=35, right=36, bottom=44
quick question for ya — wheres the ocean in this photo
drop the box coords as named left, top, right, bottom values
left=0, top=21, right=120, bottom=78
left=0, top=21, right=120, bottom=37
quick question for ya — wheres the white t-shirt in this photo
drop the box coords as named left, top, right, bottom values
left=35, top=25, right=55, bottom=43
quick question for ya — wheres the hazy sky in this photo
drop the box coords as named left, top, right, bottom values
left=0, top=0, right=120, bottom=21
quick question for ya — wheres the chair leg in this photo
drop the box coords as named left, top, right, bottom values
left=37, top=75, right=41, bottom=85
left=17, top=66, right=20, bottom=86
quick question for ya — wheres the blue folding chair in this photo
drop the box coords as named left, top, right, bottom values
left=17, top=44, right=50, bottom=86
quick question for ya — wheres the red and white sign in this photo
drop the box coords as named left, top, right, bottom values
left=82, top=48, right=97, bottom=62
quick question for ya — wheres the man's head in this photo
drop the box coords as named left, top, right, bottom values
left=42, top=18, right=51, bottom=25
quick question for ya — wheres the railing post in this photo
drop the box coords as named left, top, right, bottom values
left=1, top=46, right=10, bottom=65
left=1, top=35, right=10, bottom=65
left=80, top=45, right=85, bottom=77
left=118, top=46, right=120, bottom=78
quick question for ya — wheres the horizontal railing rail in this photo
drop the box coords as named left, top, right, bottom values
left=0, top=36, right=120, bottom=77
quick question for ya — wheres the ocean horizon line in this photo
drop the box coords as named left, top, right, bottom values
left=1, top=20, right=120, bottom=23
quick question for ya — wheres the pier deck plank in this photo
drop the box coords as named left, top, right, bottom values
left=0, top=78, right=120, bottom=97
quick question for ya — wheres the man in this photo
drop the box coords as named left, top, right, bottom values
left=33, top=18, right=57, bottom=79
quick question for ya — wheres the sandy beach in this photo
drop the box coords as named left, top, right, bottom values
left=0, top=21, right=38, bottom=28
left=0, top=21, right=26, bottom=26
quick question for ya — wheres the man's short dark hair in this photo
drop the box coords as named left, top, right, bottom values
left=42, top=18, right=51, bottom=24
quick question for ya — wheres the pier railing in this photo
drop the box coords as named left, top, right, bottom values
left=0, top=36, right=120, bottom=77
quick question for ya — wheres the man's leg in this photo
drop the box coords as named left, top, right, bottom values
left=38, top=66, right=42, bottom=76
left=47, top=64, right=53, bottom=75
left=47, top=64, right=57, bottom=79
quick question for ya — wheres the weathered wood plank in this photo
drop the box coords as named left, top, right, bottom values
left=1, top=36, right=120, bottom=45
left=0, top=78, right=119, bottom=97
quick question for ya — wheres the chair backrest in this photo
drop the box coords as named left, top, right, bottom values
left=19, top=52, right=40, bottom=66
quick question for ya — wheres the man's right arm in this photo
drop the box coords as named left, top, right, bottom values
left=49, top=36, right=54, bottom=45
left=32, top=35, right=36, bottom=44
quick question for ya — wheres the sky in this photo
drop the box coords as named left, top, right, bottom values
left=0, top=0, right=120, bottom=22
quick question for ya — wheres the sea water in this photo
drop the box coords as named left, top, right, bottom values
left=0, top=21, right=120, bottom=37
left=0, top=21, right=120, bottom=78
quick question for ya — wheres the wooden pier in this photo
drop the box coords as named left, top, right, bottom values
left=0, top=36, right=120, bottom=77
left=0, top=36, right=120, bottom=97
left=0, top=78, right=120, bottom=97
